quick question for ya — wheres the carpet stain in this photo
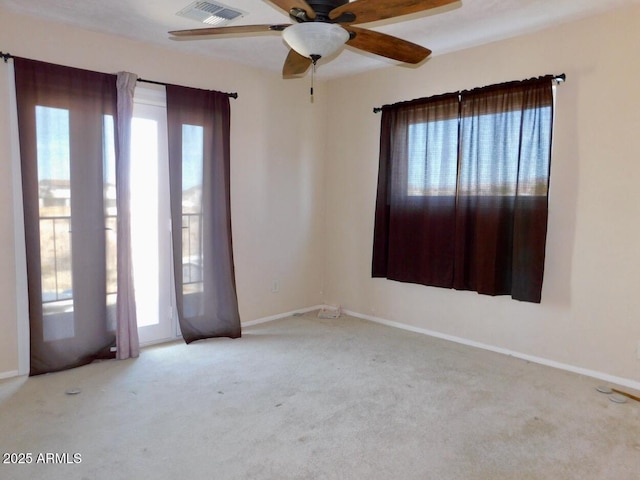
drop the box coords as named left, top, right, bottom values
left=521, top=416, right=557, bottom=437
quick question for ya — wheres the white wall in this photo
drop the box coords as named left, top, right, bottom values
left=323, top=5, right=640, bottom=384
left=0, top=9, right=327, bottom=375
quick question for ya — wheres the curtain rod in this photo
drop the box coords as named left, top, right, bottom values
left=137, top=78, right=238, bottom=99
left=0, top=51, right=238, bottom=99
left=372, top=73, right=566, bottom=113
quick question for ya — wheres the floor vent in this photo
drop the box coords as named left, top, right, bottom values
left=176, top=1, right=247, bottom=26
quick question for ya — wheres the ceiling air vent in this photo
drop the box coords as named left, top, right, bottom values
left=176, top=1, right=247, bottom=26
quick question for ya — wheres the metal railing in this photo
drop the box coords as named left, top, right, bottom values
left=39, top=215, right=118, bottom=303
left=39, top=215, right=72, bottom=303
left=39, top=212, right=202, bottom=304
left=182, top=212, right=203, bottom=286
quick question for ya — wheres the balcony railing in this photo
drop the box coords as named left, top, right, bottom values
left=39, top=212, right=201, bottom=305
left=39, top=215, right=117, bottom=304
left=182, top=212, right=203, bottom=286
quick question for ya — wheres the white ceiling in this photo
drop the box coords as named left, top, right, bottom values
left=1, top=0, right=638, bottom=79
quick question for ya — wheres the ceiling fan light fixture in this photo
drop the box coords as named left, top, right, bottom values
left=282, top=23, right=350, bottom=60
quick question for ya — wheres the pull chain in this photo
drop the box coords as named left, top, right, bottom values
left=311, top=61, right=315, bottom=101
left=310, top=54, right=320, bottom=103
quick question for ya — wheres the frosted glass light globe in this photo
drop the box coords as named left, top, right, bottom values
left=283, top=22, right=350, bottom=59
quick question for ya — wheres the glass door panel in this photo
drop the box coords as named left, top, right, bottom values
left=131, top=98, right=175, bottom=344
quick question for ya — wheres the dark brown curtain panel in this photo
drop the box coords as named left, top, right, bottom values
left=373, top=77, right=554, bottom=303
left=166, top=85, right=241, bottom=343
left=14, top=58, right=118, bottom=374
left=372, top=93, right=460, bottom=287
left=455, top=79, right=554, bottom=301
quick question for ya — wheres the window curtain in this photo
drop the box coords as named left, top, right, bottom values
left=455, top=79, right=553, bottom=302
left=115, top=72, right=139, bottom=359
left=372, top=77, right=554, bottom=303
left=166, top=85, right=241, bottom=343
left=14, top=58, right=118, bottom=374
left=372, top=93, right=460, bottom=288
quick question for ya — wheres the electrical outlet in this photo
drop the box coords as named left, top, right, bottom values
left=271, top=280, right=280, bottom=293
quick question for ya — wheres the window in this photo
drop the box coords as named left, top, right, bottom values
left=458, top=93, right=553, bottom=198
left=180, top=124, right=205, bottom=318
left=372, top=77, right=555, bottom=303
left=35, top=106, right=117, bottom=340
left=35, top=106, right=75, bottom=341
left=407, top=118, right=458, bottom=196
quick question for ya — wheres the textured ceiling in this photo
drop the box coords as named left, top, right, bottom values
left=1, top=0, right=638, bottom=79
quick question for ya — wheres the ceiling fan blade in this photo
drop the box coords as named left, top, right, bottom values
left=346, top=26, right=431, bottom=64
left=330, top=0, right=457, bottom=25
left=169, top=24, right=289, bottom=38
left=268, top=0, right=316, bottom=20
left=282, top=49, right=313, bottom=77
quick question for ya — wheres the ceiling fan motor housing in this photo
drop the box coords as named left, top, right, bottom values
left=306, top=0, right=350, bottom=21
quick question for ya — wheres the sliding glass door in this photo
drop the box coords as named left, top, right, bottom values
left=131, top=88, right=176, bottom=345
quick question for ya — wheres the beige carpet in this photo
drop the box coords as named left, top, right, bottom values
left=0, top=313, right=638, bottom=480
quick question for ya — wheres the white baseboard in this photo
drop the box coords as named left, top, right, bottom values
left=343, top=309, right=640, bottom=392
left=0, top=370, right=20, bottom=380
left=242, top=305, right=325, bottom=327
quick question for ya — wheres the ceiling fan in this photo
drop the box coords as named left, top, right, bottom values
left=169, top=0, right=457, bottom=78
